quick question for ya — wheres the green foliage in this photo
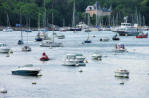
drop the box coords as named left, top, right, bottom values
left=0, top=0, right=148, bottom=27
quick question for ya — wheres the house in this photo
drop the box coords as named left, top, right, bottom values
left=85, top=2, right=112, bottom=17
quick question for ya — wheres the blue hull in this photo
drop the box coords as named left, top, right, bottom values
left=12, top=70, right=39, bottom=76
left=84, top=40, right=92, bottom=43
left=35, top=38, right=43, bottom=41
left=18, top=40, right=24, bottom=45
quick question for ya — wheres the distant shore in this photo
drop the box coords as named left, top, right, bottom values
left=0, top=26, right=41, bottom=31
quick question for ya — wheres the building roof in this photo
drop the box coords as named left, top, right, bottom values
left=85, top=2, right=112, bottom=12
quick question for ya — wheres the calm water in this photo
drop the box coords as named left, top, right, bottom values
left=0, top=31, right=149, bottom=98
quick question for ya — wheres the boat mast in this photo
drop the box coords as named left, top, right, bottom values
left=87, top=13, right=90, bottom=26
left=29, top=17, right=30, bottom=30
left=43, top=0, right=46, bottom=28
left=38, top=13, right=41, bottom=33
left=96, top=1, right=98, bottom=26
left=72, top=0, right=76, bottom=27
left=52, top=1, right=54, bottom=43
left=20, top=8, right=23, bottom=41
left=6, top=13, right=10, bottom=27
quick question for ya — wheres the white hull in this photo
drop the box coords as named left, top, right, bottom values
left=63, top=62, right=86, bottom=66
left=0, top=48, right=10, bottom=53
left=40, top=42, right=63, bottom=47
left=115, top=72, right=129, bottom=78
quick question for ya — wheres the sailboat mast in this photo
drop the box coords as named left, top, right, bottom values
left=7, top=14, right=10, bottom=27
left=29, top=17, right=30, bottom=30
left=72, top=0, right=76, bottom=27
left=20, top=8, right=23, bottom=41
left=88, top=13, right=90, bottom=26
left=96, top=1, right=98, bottom=26
left=52, top=1, right=54, bottom=43
left=43, top=0, right=46, bottom=28
left=38, top=13, right=41, bottom=33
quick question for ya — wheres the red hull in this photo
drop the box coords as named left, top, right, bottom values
left=40, top=57, right=49, bottom=61
left=136, top=34, right=148, bottom=38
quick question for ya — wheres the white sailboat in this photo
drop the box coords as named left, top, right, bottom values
left=18, top=9, right=24, bottom=45
left=25, top=17, right=32, bottom=32
left=70, top=0, right=81, bottom=31
left=35, top=0, right=49, bottom=41
left=3, top=14, right=13, bottom=32
left=40, top=4, right=62, bottom=47
left=22, top=30, right=31, bottom=52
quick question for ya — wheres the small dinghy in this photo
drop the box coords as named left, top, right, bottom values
left=91, top=53, right=102, bottom=60
left=112, top=34, right=120, bottom=41
left=114, top=43, right=127, bottom=52
left=136, top=32, right=148, bottom=38
left=99, top=37, right=110, bottom=42
left=22, top=45, right=31, bottom=52
left=12, top=64, right=40, bottom=76
left=40, top=52, right=49, bottom=61
left=115, top=69, right=129, bottom=78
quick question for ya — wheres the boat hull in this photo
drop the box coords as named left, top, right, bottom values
left=69, top=28, right=81, bottom=31
left=115, top=72, right=129, bottom=78
left=12, top=70, right=39, bottom=76
left=117, top=31, right=139, bottom=36
left=0, top=49, right=10, bottom=53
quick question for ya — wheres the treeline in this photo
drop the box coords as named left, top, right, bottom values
left=0, top=0, right=149, bottom=27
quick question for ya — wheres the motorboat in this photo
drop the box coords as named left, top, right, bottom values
left=91, top=53, right=102, bottom=60
left=99, top=37, right=110, bottom=42
left=63, top=54, right=86, bottom=66
left=115, top=43, right=127, bottom=52
left=136, top=32, right=148, bottom=38
left=115, top=69, right=129, bottom=78
left=57, top=34, right=65, bottom=39
left=115, top=17, right=139, bottom=36
left=84, top=29, right=91, bottom=32
left=3, top=27, right=13, bottom=32
left=25, top=29, right=32, bottom=32
left=22, top=45, right=31, bottom=52
left=40, top=40, right=63, bottom=47
left=112, top=34, right=120, bottom=41
left=40, top=52, right=49, bottom=61
left=0, top=43, right=10, bottom=53
left=11, top=64, right=40, bottom=76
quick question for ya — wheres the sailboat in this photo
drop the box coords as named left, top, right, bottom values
left=35, top=0, right=49, bottom=41
left=3, top=14, right=13, bottom=32
left=70, top=0, right=81, bottom=31
left=18, top=9, right=24, bottom=45
left=40, top=7, right=63, bottom=47
left=83, top=32, right=92, bottom=43
left=83, top=14, right=92, bottom=43
left=25, top=17, right=32, bottom=32
left=35, top=13, right=43, bottom=41
left=84, top=14, right=91, bottom=32
left=22, top=30, right=31, bottom=52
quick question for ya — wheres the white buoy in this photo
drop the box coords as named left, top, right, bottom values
left=0, top=88, right=7, bottom=93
